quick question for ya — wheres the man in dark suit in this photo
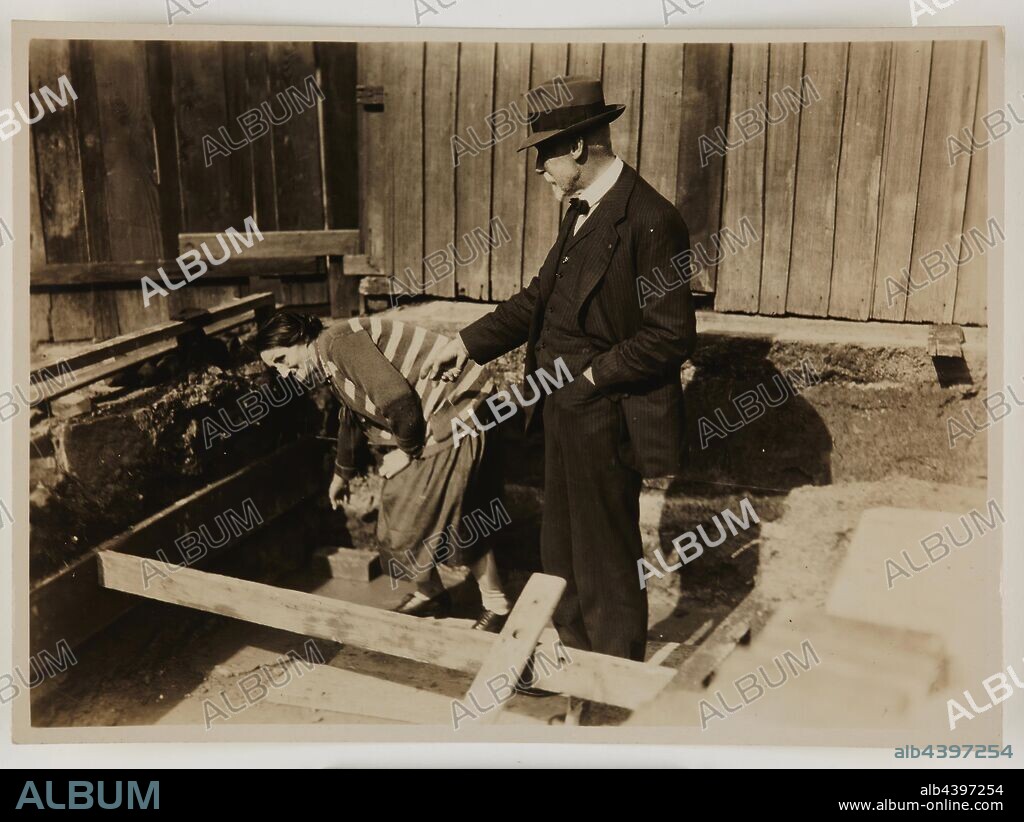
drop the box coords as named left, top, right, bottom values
left=422, top=76, right=696, bottom=664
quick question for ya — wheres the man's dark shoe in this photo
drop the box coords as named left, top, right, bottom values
left=391, top=591, right=452, bottom=618
left=472, top=610, right=508, bottom=632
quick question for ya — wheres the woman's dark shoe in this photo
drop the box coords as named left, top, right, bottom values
left=471, top=610, right=508, bottom=632
left=391, top=591, right=452, bottom=618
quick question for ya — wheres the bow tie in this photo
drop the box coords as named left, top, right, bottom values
left=569, top=197, right=591, bottom=215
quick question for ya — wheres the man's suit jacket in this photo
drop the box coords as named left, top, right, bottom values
left=460, top=162, right=697, bottom=478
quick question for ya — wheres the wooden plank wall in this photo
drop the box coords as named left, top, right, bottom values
left=31, top=39, right=988, bottom=345
left=356, top=39, right=987, bottom=324
left=29, top=40, right=359, bottom=343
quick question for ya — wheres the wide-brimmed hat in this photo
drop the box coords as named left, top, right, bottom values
left=518, top=75, right=625, bottom=152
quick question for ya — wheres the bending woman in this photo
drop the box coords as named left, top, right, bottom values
left=254, top=312, right=510, bottom=632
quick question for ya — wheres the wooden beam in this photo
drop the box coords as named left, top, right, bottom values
left=31, top=258, right=323, bottom=286
left=179, top=230, right=360, bottom=260
left=97, top=553, right=674, bottom=710
left=267, top=661, right=549, bottom=725
left=463, top=574, right=565, bottom=725
left=30, top=294, right=275, bottom=400
left=669, top=593, right=768, bottom=690
left=30, top=438, right=326, bottom=655
left=927, top=324, right=965, bottom=359
left=338, top=254, right=380, bottom=276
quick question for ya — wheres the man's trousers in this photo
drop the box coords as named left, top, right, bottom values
left=540, top=377, right=647, bottom=662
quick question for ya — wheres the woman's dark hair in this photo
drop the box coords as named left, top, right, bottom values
left=253, top=311, right=324, bottom=352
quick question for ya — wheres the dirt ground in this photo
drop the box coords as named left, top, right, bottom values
left=30, top=472, right=985, bottom=729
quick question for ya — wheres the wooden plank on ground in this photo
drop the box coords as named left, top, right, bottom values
left=268, top=661, right=548, bottom=725
left=31, top=40, right=93, bottom=342
left=869, top=41, right=931, bottom=321
left=759, top=43, right=804, bottom=315
left=601, top=42, right=643, bottom=167
left=676, top=43, right=731, bottom=295
left=786, top=43, right=849, bottom=317
left=454, top=42, right=495, bottom=300
left=271, top=662, right=454, bottom=724
left=421, top=41, right=458, bottom=298
left=99, top=555, right=673, bottom=710
left=669, top=593, right=766, bottom=690
left=639, top=44, right=683, bottom=203
left=521, top=43, right=568, bottom=283
left=904, top=41, right=982, bottom=324
left=828, top=42, right=891, bottom=320
left=488, top=42, right=531, bottom=299
left=463, top=573, right=565, bottom=725
left=30, top=438, right=326, bottom=656
left=952, top=43, right=989, bottom=327
left=714, top=43, right=768, bottom=313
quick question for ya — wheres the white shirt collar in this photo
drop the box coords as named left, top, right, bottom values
left=575, top=156, right=624, bottom=210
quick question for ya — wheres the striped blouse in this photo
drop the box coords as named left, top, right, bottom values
left=315, top=316, right=495, bottom=478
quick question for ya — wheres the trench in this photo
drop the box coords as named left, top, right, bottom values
left=27, top=305, right=988, bottom=728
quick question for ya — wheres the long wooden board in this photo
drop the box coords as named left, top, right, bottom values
left=388, top=42, right=426, bottom=296
left=675, top=43, right=731, bottom=295
left=98, top=554, right=675, bottom=710
left=952, top=43, right=989, bottom=327
left=904, top=41, right=982, bottom=323
left=869, top=41, right=932, bottom=321
left=786, top=43, right=849, bottom=317
left=714, top=43, right=768, bottom=313
left=520, top=43, right=568, bottom=285
left=423, top=41, right=460, bottom=298
left=454, top=42, right=496, bottom=300
left=30, top=294, right=274, bottom=399
left=602, top=42, right=643, bottom=167
left=31, top=438, right=326, bottom=655
left=758, top=43, right=804, bottom=315
left=179, top=230, right=359, bottom=259
left=828, top=42, right=891, bottom=320
left=32, top=40, right=93, bottom=342
left=67, top=40, right=118, bottom=339
left=32, top=258, right=322, bottom=286
left=638, top=44, right=683, bottom=203
left=268, top=662, right=547, bottom=725
left=463, top=573, right=565, bottom=725
left=488, top=42, right=531, bottom=299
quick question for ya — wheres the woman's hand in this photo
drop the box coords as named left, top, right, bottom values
left=379, top=449, right=412, bottom=479
left=328, top=475, right=350, bottom=510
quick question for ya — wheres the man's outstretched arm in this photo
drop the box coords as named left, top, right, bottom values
left=421, top=275, right=540, bottom=380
